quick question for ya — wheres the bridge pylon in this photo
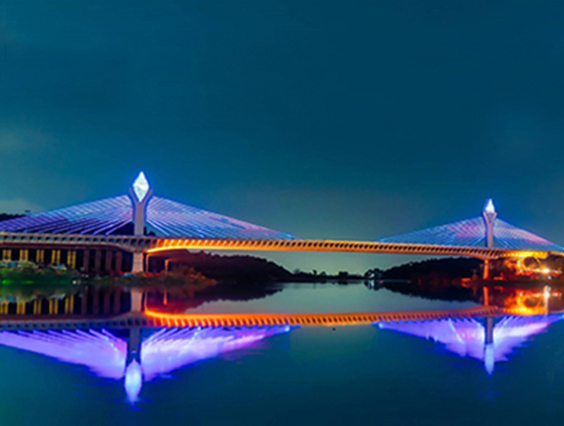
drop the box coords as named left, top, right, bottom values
left=482, top=199, right=497, bottom=278
left=129, top=172, right=153, bottom=273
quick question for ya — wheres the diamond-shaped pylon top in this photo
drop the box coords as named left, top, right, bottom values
left=484, top=199, right=495, bottom=214
left=132, top=172, right=150, bottom=202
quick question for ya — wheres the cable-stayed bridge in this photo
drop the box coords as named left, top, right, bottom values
left=0, top=172, right=560, bottom=273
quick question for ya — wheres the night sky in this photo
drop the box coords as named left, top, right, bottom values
left=1, top=1, right=564, bottom=273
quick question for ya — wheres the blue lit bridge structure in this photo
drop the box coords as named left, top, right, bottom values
left=0, top=287, right=555, bottom=404
left=0, top=173, right=561, bottom=274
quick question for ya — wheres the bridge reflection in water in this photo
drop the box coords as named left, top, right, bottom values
left=0, top=285, right=559, bottom=404
left=378, top=314, right=563, bottom=375
left=0, top=325, right=290, bottom=404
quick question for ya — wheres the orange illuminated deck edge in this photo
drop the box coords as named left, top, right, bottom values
left=144, top=306, right=502, bottom=328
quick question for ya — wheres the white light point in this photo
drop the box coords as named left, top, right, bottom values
left=133, top=172, right=150, bottom=202
left=124, top=360, right=143, bottom=404
left=484, top=199, right=496, bottom=214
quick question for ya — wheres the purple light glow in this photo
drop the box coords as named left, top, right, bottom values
left=0, top=329, right=126, bottom=378
left=124, top=360, right=143, bottom=404
left=140, top=326, right=290, bottom=381
left=378, top=315, right=563, bottom=374
left=0, top=326, right=291, bottom=403
left=0, top=195, right=296, bottom=239
left=380, top=217, right=563, bottom=251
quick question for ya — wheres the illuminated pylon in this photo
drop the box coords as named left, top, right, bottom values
left=482, top=199, right=497, bottom=278
left=129, top=172, right=153, bottom=272
left=482, top=199, right=497, bottom=248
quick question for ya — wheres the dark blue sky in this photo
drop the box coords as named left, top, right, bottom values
left=1, top=0, right=564, bottom=272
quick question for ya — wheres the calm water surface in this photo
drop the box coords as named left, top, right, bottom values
left=184, top=283, right=478, bottom=313
left=0, top=283, right=561, bottom=426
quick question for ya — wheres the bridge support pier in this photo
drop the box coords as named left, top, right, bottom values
left=113, top=288, right=122, bottom=313
left=92, top=288, right=100, bottom=315
left=132, top=252, right=144, bottom=274
left=94, top=250, right=102, bottom=273
left=130, top=288, right=143, bottom=312
left=83, top=250, right=90, bottom=273
left=483, top=260, right=490, bottom=280
left=67, top=250, right=76, bottom=270
left=482, top=286, right=490, bottom=306
left=81, top=288, right=88, bottom=314
left=115, top=251, right=123, bottom=274
left=36, top=249, right=44, bottom=264
left=485, top=317, right=494, bottom=344
left=126, top=327, right=142, bottom=364
left=2, top=249, right=11, bottom=261
left=51, top=250, right=61, bottom=265
left=105, top=250, right=113, bottom=274
left=19, top=249, right=28, bottom=262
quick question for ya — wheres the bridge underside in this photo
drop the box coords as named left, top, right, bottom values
left=0, top=232, right=513, bottom=259
left=0, top=232, right=560, bottom=274
left=0, top=233, right=559, bottom=274
left=0, top=284, right=548, bottom=330
left=144, top=239, right=507, bottom=259
left=0, top=305, right=503, bottom=331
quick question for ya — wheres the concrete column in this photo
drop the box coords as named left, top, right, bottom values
left=105, top=250, right=113, bottom=273
left=485, top=317, right=494, bottom=344
left=112, top=288, right=121, bottom=314
left=49, top=299, right=58, bottom=315
left=67, top=250, right=77, bottom=270
left=36, top=249, right=44, bottom=264
left=33, top=299, right=42, bottom=315
left=126, top=328, right=142, bottom=364
left=2, top=249, right=11, bottom=261
left=64, top=296, right=72, bottom=314
left=92, top=288, right=100, bottom=315
left=103, top=290, right=111, bottom=314
left=115, top=251, right=123, bottom=274
left=130, top=288, right=143, bottom=312
left=113, top=288, right=122, bottom=314
left=132, top=252, right=144, bottom=273
left=19, top=249, right=28, bottom=261
left=83, top=250, right=90, bottom=273
left=94, top=250, right=102, bottom=274
left=50, top=250, right=59, bottom=265
left=483, top=260, right=490, bottom=280
left=81, top=288, right=88, bottom=315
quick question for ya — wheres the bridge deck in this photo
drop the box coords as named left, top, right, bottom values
left=0, top=232, right=546, bottom=260
left=0, top=306, right=503, bottom=330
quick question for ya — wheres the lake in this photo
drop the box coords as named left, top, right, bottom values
left=0, top=282, right=560, bottom=426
